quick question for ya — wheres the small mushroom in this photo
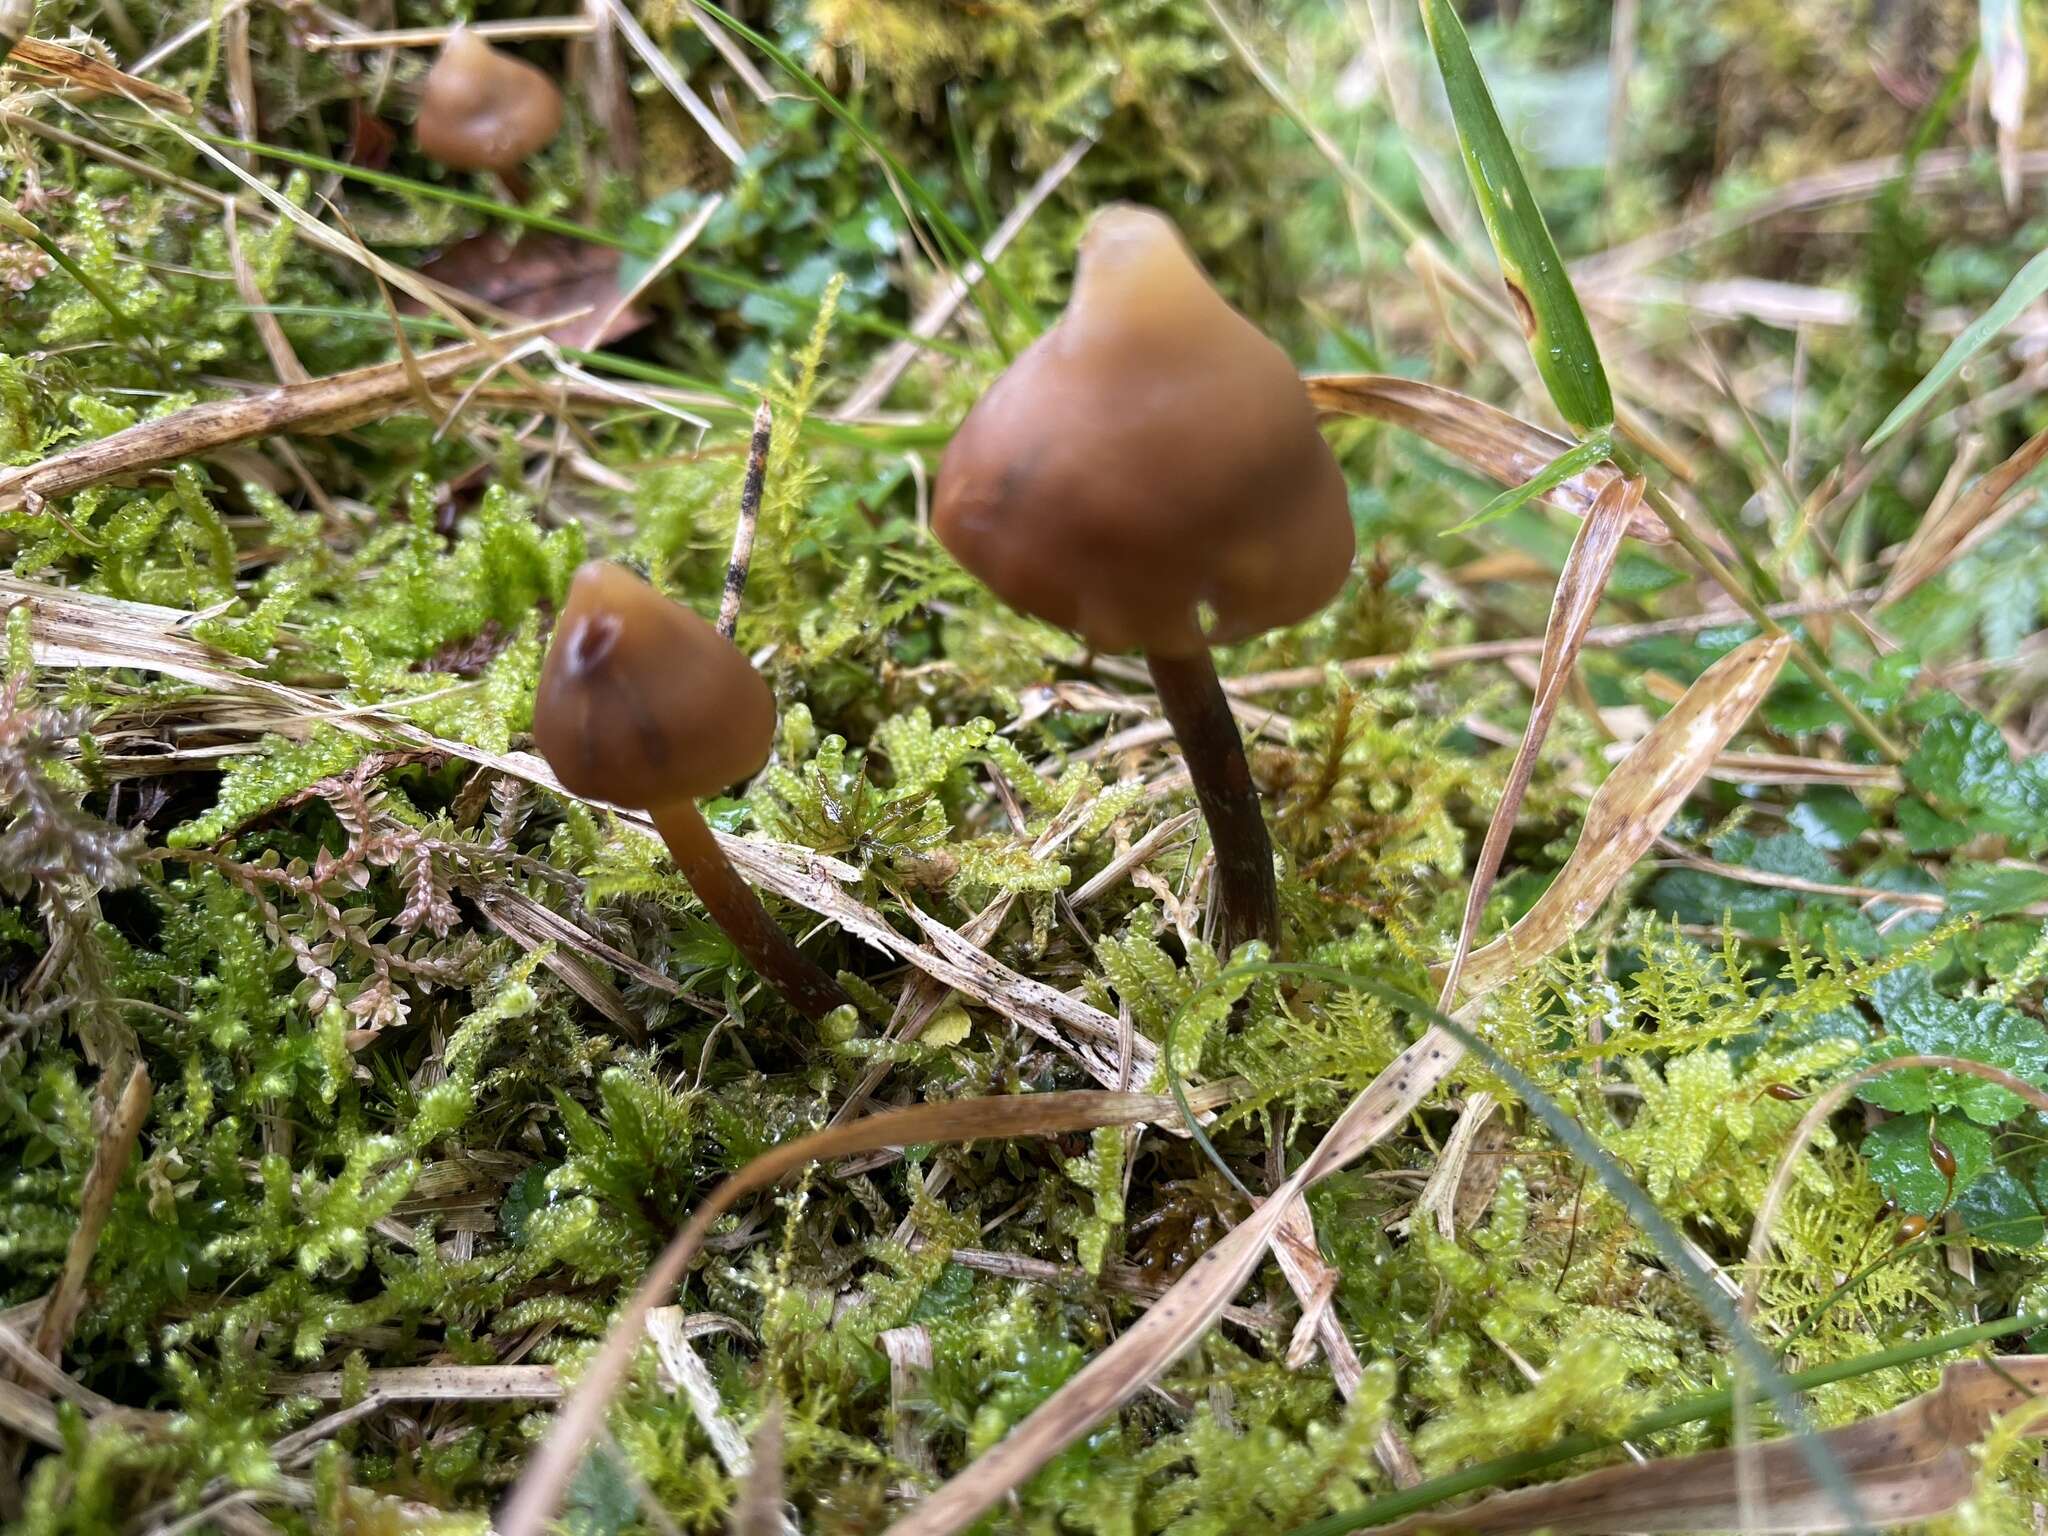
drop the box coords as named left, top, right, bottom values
left=533, top=562, right=852, bottom=1022
left=933, top=205, right=1352, bottom=951
left=415, top=27, right=563, bottom=177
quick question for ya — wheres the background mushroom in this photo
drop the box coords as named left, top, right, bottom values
left=414, top=27, right=562, bottom=184
left=933, top=204, right=1352, bottom=951
left=532, top=562, right=852, bottom=1023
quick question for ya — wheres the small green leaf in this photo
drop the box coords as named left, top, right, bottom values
left=1862, top=1112, right=1988, bottom=1211
left=1867, top=244, right=2048, bottom=449
left=1417, top=0, right=1613, bottom=434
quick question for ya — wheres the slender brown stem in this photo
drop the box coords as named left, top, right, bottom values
left=651, top=798, right=853, bottom=1022
left=1146, top=649, right=1279, bottom=952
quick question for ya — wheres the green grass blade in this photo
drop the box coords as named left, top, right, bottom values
left=1865, top=243, right=2048, bottom=450
left=1417, top=0, right=1614, bottom=434
left=1443, top=429, right=1613, bottom=534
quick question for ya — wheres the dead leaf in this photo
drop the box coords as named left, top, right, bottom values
left=1436, top=632, right=1792, bottom=1000
left=1884, top=421, right=2048, bottom=602
left=415, top=234, right=649, bottom=352
left=1436, top=475, right=1639, bottom=1004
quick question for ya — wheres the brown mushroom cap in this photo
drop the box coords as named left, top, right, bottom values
left=931, top=204, right=1353, bottom=658
left=533, top=562, right=776, bottom=810
left=415, top=28, right=564, bottom=175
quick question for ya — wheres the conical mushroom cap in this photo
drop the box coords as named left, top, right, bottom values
left=415, top=28, right=564, bottom=174
left=932, top=205, right=1353, bottom=658
left=533, top=563, right=776, bottom=810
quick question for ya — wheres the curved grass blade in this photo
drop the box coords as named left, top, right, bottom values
left=1433, top=633, right=1791, bottom=1000
left=1418, top=0, right=1613, bottom=434
left=1866, top=243, right=2048, bottom=449
left=1445, top=430, right=1615, bottom=535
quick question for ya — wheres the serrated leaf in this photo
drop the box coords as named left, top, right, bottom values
left=1417, top=0, right=1613, bottom=433
left=1904, top=712, right=2048, bottom=842
left=1945, top=861, right=2048, bottom=919
left=1859, top=983, right=2048, bottom=1123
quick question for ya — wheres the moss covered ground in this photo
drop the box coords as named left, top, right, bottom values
left=8, top=1, right=2048, bottom=1532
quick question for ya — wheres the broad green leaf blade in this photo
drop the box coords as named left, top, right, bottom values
left=1866, top=243, right=2048, bottom=449
left=1418, top=0, right=1614, bottom=434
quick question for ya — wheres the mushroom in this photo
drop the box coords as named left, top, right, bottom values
left=414, top=27, right=563, bottom=178
left=532, top=562, right=852, bottom=1023
left=933, top=205, right=1352, bottom=952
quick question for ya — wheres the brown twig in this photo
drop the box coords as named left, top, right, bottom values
left=719, top=401, right=772, bottom=640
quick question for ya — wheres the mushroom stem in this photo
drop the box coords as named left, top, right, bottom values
left=650, top=798, right=854, bottom=1023
left=1145, top=650, right=1279, bottom=952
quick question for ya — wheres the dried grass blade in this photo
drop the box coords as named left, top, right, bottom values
left=1440, top=633, right=1792, bottom=1000
left=1417, top=475, right=1636, bottom=1235
left=5, top=35, right=191, bottom=109
left=1883, top=420, right=2048, bottom=601
left=1435, top=475, right=1637, bottom=1006
left=1353, top=1359, right=2048, bottom=1535
left=1306, top=374, right=1664, bottom=541
left=0, top=319, right=567, bottom=511
left=730, top=1404, right=788, bottom=1536
left=28, top=1063, right=151, bottom=1367
left=496, top=1089, right=1230, bottom=1536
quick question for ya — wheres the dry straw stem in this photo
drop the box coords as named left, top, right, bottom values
left=495, top=1087, right=1242, bottom=1536
left=304, top=18, right=598, bottom=51
left=718, top=401, right=772, bottom=640
left=1351, top=1358, right=2048, bottom=1536
left=3, top=35, right=190, bottom=110
left=272, top=1365, right=563, bottom=1401
left=26, top=1062, right=151, bottom=1368
left=0, top=317, right=572, bottom=512
left=1226, top=590, right=1876, bottom=697
left=877, top=635, right=1791, bottom=1536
